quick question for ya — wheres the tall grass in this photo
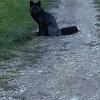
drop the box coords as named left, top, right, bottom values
left=0, top=0, right=50, bottom=61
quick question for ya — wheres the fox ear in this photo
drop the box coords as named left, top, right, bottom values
left=30, top=1, right=35, bottom=7
left=36, top=1, right=41, bottom=7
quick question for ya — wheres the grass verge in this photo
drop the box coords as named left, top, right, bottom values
left=0, top=0, right=51, bottom=61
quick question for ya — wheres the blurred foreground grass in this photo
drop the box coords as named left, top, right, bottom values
left=0, top=0, right=50, bottom=61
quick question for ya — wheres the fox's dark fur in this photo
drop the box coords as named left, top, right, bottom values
left=30, top=0, right=78, bottom=36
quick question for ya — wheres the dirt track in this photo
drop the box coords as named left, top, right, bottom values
left=0, top=0, right=100, bottom=100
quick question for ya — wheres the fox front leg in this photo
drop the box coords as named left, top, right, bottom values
left=36, top=25, right=44, bottom=36
left=39, top=25, right=49, bottom=36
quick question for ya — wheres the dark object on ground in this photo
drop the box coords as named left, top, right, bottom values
left=61, top=26, right=79, bottom=35
left=30, top=0, right=79, bottom=36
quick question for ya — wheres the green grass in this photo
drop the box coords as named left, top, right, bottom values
left=0, top=0, right=51, bottom=61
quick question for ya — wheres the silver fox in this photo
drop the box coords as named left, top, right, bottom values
left=30, top=1, right=78, bottom=36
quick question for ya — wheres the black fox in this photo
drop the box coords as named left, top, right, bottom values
left=30, top=0, right=79, bottom=36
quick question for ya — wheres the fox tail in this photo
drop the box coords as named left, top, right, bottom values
left=60, top=26, right=79, bottom=35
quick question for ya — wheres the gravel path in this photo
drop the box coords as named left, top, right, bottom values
left=0, top=0, right=100, bottom=100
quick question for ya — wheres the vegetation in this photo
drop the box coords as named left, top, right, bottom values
left=0, top=0, right=50, bottom=61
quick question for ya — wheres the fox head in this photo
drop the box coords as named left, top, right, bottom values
left=30, top=1, right=41, bottom=7
left=30, top=1, right=42, bottom=16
